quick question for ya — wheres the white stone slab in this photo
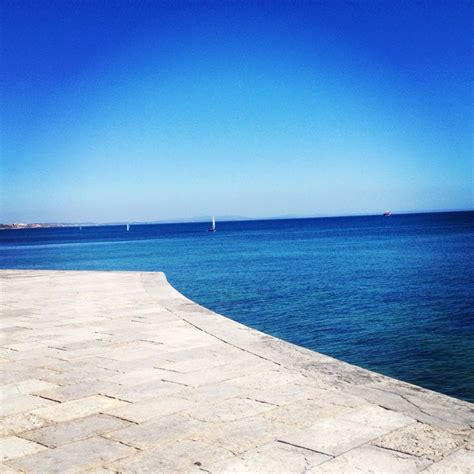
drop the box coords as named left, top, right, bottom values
left=200, top=415, right=294, bottom=454
left=0, top=394, right=57, bottom=417
left=374, top=422, right=468, bottom=462
left=263, top=399, right=351, bottom=428
left=1, top=412, right=51, bottom=437
left=21, top=414, right=131, bottom=447
left=31, top=395, right=129, bottom=422
left=0, top=379, right=58, bottom=399
left=185, top=397, right=275, bottom=423
left=423, top=449, right=474, bottom=473
left=108, top=439, right=232, bottom=473
left=106, top=396, right=194, bottom=423
left=104, top=414, right=207, bottom=450
left=204, top=440, right=331, bottom=473
left=9, top=436, right=135, bottom=473
left=279, top=418, right=388, bottom=456
left=309, top=445, right=431, bottom=473
left=0, top=436, right=46, bottom=462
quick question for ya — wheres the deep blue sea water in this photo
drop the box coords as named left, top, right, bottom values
left=1, top=212, right=473, bottom=402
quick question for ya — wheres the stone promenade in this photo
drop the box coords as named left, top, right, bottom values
left=1, top=270, right=473, bottom=473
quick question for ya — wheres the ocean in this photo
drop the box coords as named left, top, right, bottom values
left=1, top=211, right=473, bottom=402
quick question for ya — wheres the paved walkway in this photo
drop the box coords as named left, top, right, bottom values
left=1, top=270, right=473, bottom=473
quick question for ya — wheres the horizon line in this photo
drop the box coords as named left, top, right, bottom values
left=2, top=208, right=473, bottom=228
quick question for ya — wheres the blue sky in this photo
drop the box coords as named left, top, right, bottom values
left=1, top=0, right=472, bottom=222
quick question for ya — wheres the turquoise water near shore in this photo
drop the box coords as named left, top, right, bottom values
left=1, top=212, right=473, bottom=402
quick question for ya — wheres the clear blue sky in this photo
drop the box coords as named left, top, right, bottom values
left=1, top=0, right=472, bottom=222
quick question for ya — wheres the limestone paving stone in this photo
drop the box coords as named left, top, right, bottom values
left=278, top=417, right=391, bottom=456
left=20, top=414, right=131, bottom=447
left=0, top=366, right=66, bottom=385
left=373, top=422, right=468, bottom=462
left=203, top=440, right=331, bottom=473
left=309, top=445, right=431, bottom=473
left=0, top=412, right=51, bottom=437
left=262, top=399, right=351, bottom=428
left=0, top=356, right=55, bottom=369
left=247, top=382, right=325, bottom=407
left=0, top=436, right=46, bottom=462
left=315, top=388, right=371, bottom=409
left=6, top=347, right=87, bottom=363
left=47, top=339, right=115, bottom=353
left=1, top=341, right=48, bottom=352
left=105, top=395, right=195, bottom=423
left=0, top=462, right=21, bottom=473
left=100, top=378, right=184, bottom=403
left=0, top=394, right=57, bottom=417
left=27, top=365, right=117, bottom=386
left=8, top=436, right=136, bottom=473
left=173, top=381, right=254, bottom=404
left=107, top=439, right=233, bottom=473
left=158, top=343, right=237, bottom=363
left=30, top=394, right=129, bottom=422
left=83, top=467, right=114, bottom=473
left=107, top=367, right=176, bottom=386
left=197, top=414, right=295, bottom=454
left=0, top=379, right=59, bottom=399
left=349, top=383, right=474, bottom=431
left=104, top=413, right=208, bottom=450
left=423, top=449, right=474, bottom=473
left=185, top=396, right=276, bottom=423
left=338, top=404, right=415, bottom=430
left=228, top=369, right=307, bottom=390
left=36, top=356, right=118, bottom=374
left=155, top=355, right=231, bottom=373
left=34, top=380, right=122, bottom=402
left=168, top=360, right=275, bottom=387
left=100, top=345, right=170, bottom=362
left=381, top=379, right=472, bottom=414
left=83, top=355, right=172, bottom=374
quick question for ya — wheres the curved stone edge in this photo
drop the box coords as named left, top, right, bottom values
left=140, top=271, right=474, bottom=433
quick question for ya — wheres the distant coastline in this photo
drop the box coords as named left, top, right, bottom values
left=0, top=223, right=74, bottom=230
left=1, top=209, right=472, bottom=231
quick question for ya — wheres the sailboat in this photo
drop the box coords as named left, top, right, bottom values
left=208, top=216, right=216, bottom=232
left=126, top=224, right=130, bottom=231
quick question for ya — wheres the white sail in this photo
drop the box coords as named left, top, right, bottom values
left=212, top=216, right=216, bottom=231
left=126, top=224, right=130, bottom=231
